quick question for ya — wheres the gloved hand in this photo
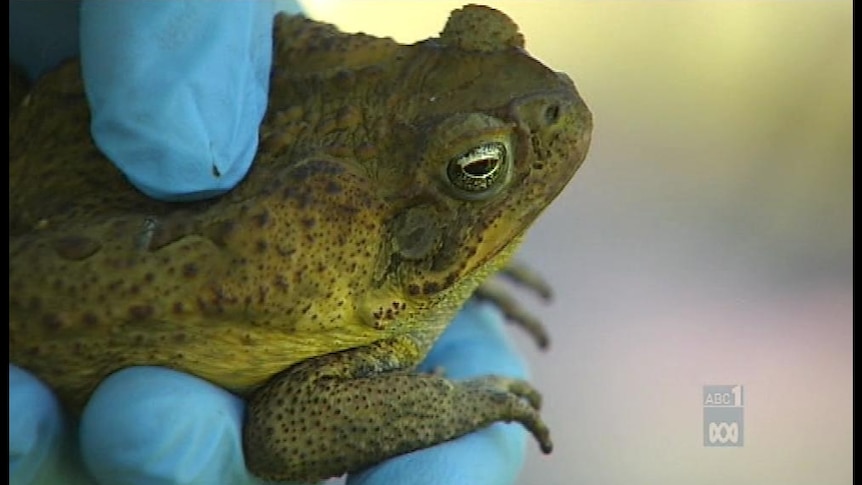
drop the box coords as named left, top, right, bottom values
left=9, top=2, right=533, bottom=484
left=11, top=0, right=277, bottom=201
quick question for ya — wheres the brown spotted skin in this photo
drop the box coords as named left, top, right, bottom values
left=9, top=5, right=592, bottom=481
left=244, top=335, right=552, bottom=481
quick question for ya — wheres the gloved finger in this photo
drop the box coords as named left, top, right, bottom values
left=9, top=365, right=68, bottom=485
left=79, top=366, right=289, bottom=485
left=80, top=1, right=275, bottom=201
left=8, top=0, right=305, bottom=80
left=347, top=301, right=530, bottom=485
left=11, top=365, right=132, bottom=485
left=346, top=425, right=527, bottom=485
left=9, top=0, right=82, bottom=80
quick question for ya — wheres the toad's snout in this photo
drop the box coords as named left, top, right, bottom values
left=509, top=90, right=592, bottom=143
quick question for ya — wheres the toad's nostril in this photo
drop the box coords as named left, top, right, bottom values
left=544, top=104, right=560, bottom=126
left=509, top=92, right=574, bottom=133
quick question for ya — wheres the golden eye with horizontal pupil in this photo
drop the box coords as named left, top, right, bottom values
left=447, top=142, right=508, bottom=193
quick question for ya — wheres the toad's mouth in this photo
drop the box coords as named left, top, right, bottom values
left=457, top=209, right=542, bottom=285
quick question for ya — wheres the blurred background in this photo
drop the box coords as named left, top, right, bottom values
left=299, top=1, right=852, bottom=484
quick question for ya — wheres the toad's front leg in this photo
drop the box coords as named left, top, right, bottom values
left=243, top=335, right=551, bottom=482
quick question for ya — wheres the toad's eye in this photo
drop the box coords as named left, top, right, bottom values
left=446, top=142, right=509, bottom=196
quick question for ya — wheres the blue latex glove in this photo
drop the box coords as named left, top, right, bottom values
left=9, top=2, right=533, bottom=484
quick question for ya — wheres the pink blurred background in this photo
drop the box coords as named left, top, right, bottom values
left=302, top=2, right=852, bottom=484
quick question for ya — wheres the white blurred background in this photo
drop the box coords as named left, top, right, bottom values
left=299, top=2, right=853, bottom=484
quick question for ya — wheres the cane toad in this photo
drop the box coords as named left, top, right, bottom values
left=9, top=5, right=592, bottom=481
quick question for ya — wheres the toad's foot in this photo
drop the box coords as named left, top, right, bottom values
left=243, top=336, right=552, bottom=482
left=475, top=262, right=554, bottom=349
left=499, top=261, right=553, bottom=301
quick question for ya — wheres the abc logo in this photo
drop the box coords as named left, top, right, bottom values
left=708, top=422, right=739, bottom=444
